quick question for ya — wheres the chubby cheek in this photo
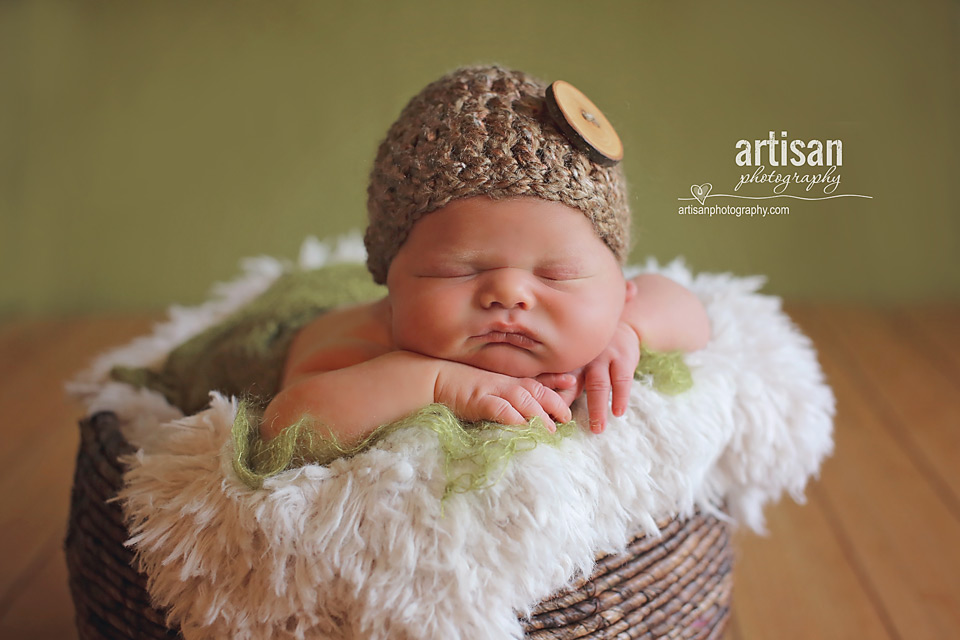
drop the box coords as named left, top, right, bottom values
left=390, top=288, right=468, bottom=356
left=548, top=293, right=624, bottom=370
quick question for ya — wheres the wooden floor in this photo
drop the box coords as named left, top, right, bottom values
left=0, top=303, right=957, bottom=639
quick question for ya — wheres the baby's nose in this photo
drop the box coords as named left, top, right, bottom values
left=478, top=269, right=535, bottom=311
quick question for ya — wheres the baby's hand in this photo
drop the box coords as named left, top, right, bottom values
left=534, top=371, right=581, bottom=408
left=434, top=362, right=572, bottom=432
left=582, top=322, right=641, bottom=434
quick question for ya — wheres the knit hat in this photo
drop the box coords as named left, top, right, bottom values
left=364, top=64, right=631, bottom=284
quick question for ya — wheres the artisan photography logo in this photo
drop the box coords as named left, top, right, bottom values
left=679, top=131, right=873, bottom=217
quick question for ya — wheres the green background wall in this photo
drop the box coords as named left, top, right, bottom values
left=2, top=0, right=957, bottom=317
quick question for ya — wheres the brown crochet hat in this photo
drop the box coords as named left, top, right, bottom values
left=364, top=64, right=631, bottom=284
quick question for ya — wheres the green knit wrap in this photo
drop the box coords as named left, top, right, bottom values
left=634, top=343, right=694, bottom=395
left=232, top=401, right=580, bottom=498
left=110, top=263, right=386, bottom=415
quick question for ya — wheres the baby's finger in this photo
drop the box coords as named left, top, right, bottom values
left=583, top=363, right=611, bottom=434
left=534, top=372, right=577, bottom=391
left=610, top=359, right=635, bottom=417
left=476, top=395, right=526, bottom=426
left=553, top=385, right=580, bottom=409
left=523, top=379, right=573, bottom=424
left=503, top=386, right=557, bottom=432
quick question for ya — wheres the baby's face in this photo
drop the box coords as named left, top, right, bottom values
left=386, top=196, right=630, bottom=378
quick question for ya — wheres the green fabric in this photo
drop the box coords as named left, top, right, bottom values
left=110, top=263, right=386, bottom=415
left=232, top=400, right=579, bottom=499
left=636, top=344, right=693, bottom=395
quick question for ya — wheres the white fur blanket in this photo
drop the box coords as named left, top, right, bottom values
left=67, top=234, right=835, bottom=640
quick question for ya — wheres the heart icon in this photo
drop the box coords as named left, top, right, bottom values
left=691, top=183, right=712, bottom=205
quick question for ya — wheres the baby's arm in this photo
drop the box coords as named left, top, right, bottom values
left=261, top=346, right=571, bottom=445
left=621, top=273, right=711, bottom=353
left=581, top=274, right=711, bottom=433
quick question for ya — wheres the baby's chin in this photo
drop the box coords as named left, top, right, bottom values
left=462, top=348, right=588, bottom=380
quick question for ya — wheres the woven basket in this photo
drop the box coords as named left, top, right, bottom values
left=65, top=411, right=734, bottom=640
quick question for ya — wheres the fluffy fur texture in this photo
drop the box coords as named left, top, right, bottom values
left=67, top=234, right=835, bottom=640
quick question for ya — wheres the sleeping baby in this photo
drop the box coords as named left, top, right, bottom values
left=261, top=65, right=710, bottom=446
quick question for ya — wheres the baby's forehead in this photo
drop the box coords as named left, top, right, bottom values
left=417, top=228, right=611, bottom=269
left=423, top=242, right=593, bottom=263
left=405, top=195, right=617, bottom=263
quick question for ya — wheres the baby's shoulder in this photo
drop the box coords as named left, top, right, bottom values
left=297, top=297, right=390, bottom=342
left=282, top=298, right=393, bottom=384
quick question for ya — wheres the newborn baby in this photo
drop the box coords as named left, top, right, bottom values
left=262, top=66, right=710, bottom=445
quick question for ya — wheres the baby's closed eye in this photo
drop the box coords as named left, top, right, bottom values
left=417, top=266, right=476, bottom=279
left=536, top=270, right=580, bottom=281
left=534, top=264, right=590, bottom=281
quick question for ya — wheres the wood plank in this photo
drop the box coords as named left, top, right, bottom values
left=724, top=609, right=742, bottom=640
left=0, top=320, right=48, bottom=370
left=0, top=319, right=80, bottom=473
left=801, top=303, right=960, bottom=516
left=0, top=426, right=78, bottom=600
left=0, top=532, right=78, bottom=640
left=723, top=611, right=742, bottom=640
left=0, top=320, right=78, bottom=392
left=0, top=314, right=158, bottom=475
left=787, top=304, right=960, bottom=639
left=894, top=304, right=960, bottom=388
left=732, top=482, right=891, bottom=640
left=0, top=315, right=157, bottom=613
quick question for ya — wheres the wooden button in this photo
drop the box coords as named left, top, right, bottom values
left=545, top=80, right=623, bottom=166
